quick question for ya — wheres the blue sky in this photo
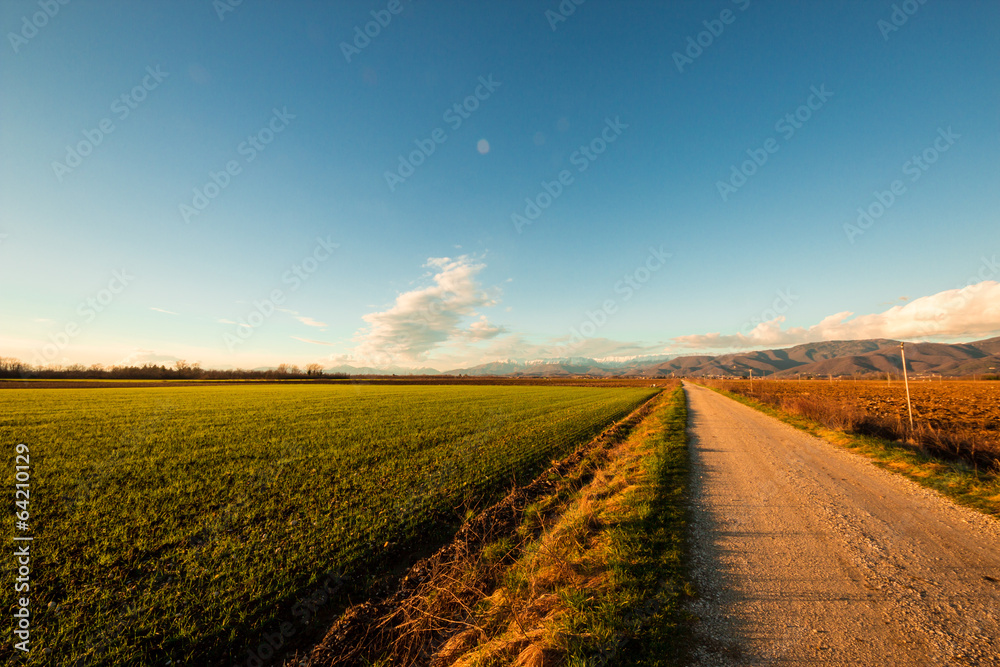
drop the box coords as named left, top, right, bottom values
left=2, top=0, right=999, bottom=371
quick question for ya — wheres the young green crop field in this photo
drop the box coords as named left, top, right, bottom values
left=0, top=383, right=657, bottom=666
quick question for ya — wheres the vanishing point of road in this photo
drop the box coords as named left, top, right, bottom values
left=683, top=382, right=1000, bottom=665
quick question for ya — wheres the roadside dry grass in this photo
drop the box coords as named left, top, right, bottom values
left=698, top=383, right=1000, bottom=519
left=418, top=386, right=693, bottom=666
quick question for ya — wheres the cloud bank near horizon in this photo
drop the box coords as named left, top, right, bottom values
left=8, top=262, right=999, bottom=372
left=671, top=281, right=1000, bottom=352
left=337, top=263, right=1000, bottom=369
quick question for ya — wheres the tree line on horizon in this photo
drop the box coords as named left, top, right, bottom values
left=0, top=358, right=350, bottom=380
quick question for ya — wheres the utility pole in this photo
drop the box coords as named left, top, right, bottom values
left=900, top=342, right=914, bottom=431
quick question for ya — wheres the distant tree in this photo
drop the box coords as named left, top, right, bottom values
left=0, top=357, right=28, bottom=378
left=0, top=357, right=347, bottom=381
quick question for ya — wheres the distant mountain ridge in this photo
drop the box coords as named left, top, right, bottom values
left=430, top=337, right=1000, bottom=378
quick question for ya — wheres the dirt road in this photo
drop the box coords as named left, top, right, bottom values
left=684, top=382, right=1000, bottom=665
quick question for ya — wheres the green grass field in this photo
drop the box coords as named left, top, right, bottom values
left=0, top=383, right=657, bottom=666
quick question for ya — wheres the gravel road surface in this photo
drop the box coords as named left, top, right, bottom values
left=684, top=382, right=1000, bottom=665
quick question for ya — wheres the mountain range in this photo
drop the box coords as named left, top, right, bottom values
left=329, top=337, right=1000, bottom=378
left=628, top=337, right=1000, bottom=379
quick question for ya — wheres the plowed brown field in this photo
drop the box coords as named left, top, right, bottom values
left=738, top=379, right=1000, bottom=434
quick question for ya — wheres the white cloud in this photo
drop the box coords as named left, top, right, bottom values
left=291, top=336, right=335, bottom=346
left=352, top=255, right=503, bottom=364
left=294, top=315, right=327, bottom=328
left=672, top=281, right=1000, bottom=351
left=276, top=308, right=327, bottom=328
left=150, top=307, right=178, bottom=315
left=465, top=315, right=504, bottom=341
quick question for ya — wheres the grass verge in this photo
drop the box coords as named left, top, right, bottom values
left=557, top=385, right=694, bottom=666
left=697, top=384, right=1000, bottom=518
